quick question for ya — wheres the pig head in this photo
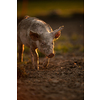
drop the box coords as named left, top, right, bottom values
left=17, top=16, right=64, bottom=70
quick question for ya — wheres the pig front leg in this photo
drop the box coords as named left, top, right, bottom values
left=30, top=47, right=39, bottom=70
left=18, top=43, right=24, bottom=62
left=43, top=57, right=50, bottom=68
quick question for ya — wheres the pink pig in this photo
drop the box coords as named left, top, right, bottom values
left=17, top=16, right=64, bottom=70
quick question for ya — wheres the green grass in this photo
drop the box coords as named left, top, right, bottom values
left=54, top=42, right=84, bottom=54
left=71, top=33, right=78, bottom=41
left=54, top=41, right=73, bottom=53
left=71, top=33, right=84, bottom=41
left=17, top=1, right=84, bottom=17
left=54, top=34, right=84, bottom=54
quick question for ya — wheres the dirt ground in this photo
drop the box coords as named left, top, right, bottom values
left=17, top=15, right=84, bottom=100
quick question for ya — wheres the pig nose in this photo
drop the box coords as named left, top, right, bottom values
left=47, top=53, right=55, bottom=58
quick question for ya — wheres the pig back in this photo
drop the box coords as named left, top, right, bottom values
left=29, top=18, right=53, bottom=35
left=18, top=17, right=52, bottom=36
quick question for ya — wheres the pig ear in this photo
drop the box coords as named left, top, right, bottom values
left=52, top=26, right=64, bottom=39
left=29, top=30, right=40, bottom=41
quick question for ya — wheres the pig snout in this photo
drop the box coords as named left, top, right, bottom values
left=47, top=53, right=55, bottom=58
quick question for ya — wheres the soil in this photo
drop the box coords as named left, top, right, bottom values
left=17, top=16, right=84, bottom=100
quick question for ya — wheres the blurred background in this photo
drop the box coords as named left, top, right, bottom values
left=17, top=0, right=84, bottom=58
left=17, top=1, right=84, bottom=99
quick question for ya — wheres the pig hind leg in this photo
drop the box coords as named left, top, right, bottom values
left=18, top=43, right=24, bottom=62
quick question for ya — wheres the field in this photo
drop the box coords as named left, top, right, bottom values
left=17, top=0, right=84, bottom=17
left=17, top=15, right=84, bottom=100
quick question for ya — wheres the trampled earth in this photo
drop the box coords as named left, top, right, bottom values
left=17, top=16, right=84, bottom=100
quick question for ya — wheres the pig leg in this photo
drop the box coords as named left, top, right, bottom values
left=43, top=57, right=50, bottom=67
left=18, top=43, right=24, bottom=62
left=30, top=47, right=39, bottom=70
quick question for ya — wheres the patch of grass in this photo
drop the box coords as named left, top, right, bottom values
left=55, top=45, right=68, bottom=53
left=54, top=34, right=84, bottom=54
left=71, top=33, right=78, bottom=41
left=71, top=33, right=84, bottom=42
left=54, top=35, right=70, bottom=53
left=55, top=41, right=74, bottom=54
left=58, top=35, right=69, bottom=41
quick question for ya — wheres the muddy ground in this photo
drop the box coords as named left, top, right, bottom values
left=17, top=15, right=84, bottom=100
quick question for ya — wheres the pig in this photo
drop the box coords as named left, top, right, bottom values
left=17, top=16, right=64, bottom=70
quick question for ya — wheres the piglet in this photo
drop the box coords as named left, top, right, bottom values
left=17, top=16, right=64, bottom=70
